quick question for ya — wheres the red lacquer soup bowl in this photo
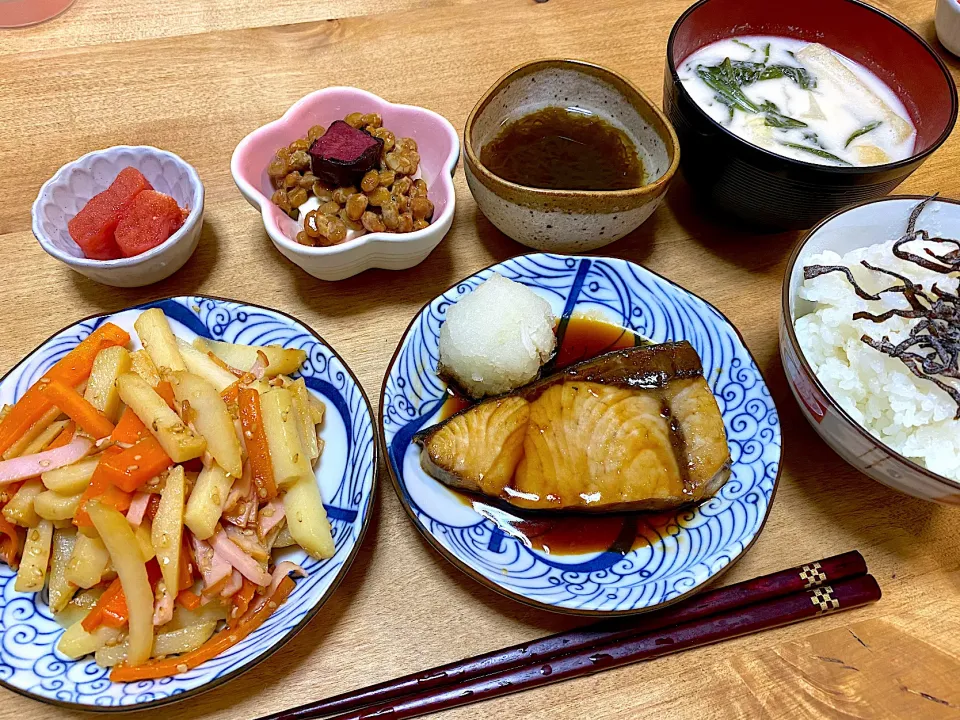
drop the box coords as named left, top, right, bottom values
left=663, top=0, right=957, bottom=231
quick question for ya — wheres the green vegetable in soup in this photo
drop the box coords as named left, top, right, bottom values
left=760, top=101, right=808, bottom=129
left=778, top=141, right=852, bottom=165
left=845, top=121, right=883, bottom=148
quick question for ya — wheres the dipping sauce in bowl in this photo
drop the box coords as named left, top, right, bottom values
left=464, top=58, right=679, bottom=253
left=479, top=106, right=645, bottom=190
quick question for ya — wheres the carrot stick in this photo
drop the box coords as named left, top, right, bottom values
left=74, top=447, right=133, bottom=528
left=221, top=382, right=239, bottom=405
left=82, top=577, right=125, bottom=631
left=0, top=323, right=129, bottom=456
left=155, top=380, right=176, bottom=409
left=100, top=436, right=172, bottom=493
left=101, top=484, right=134, bottom=515
left=228, top=578, right=258, bottom=629
left=238, top=388, right=277, bottom=501
left=111, top=408, right=146, bottom=444
left=111, top=576, right=295, bottom=682
left=178, top=540, right=195, bottom=591
left=47, top=421, right=76, bottom=450
left=84, top=561, right=164, bottom=631
left=41, top=380, right=115, bottom=439
left=0, top=514, right=23, bottom=569
left=176, top=589, right=202, bottom=610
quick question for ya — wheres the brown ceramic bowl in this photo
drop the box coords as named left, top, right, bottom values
left=464, top=59, right=680, bottom=252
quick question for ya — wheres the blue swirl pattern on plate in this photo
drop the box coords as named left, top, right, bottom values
left=382, top=254, right=780, bottom=615
left=0, top=297, right=376, bottom=709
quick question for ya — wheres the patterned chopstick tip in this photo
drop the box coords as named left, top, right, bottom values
left=800, top=561, right=828, bottom=589
left=809, top=585, right=841, bottom=615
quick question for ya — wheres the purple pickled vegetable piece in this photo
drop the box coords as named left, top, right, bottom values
left=308, top=120, right=384, bottom=187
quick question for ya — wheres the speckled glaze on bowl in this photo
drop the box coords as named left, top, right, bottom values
left=781, top=196, right=960, bottom=504
left=32, top=146, right=204, bottom=288
left=464, top=59, right=679, bottom=253
left=232, top=87, right=459, bottom=281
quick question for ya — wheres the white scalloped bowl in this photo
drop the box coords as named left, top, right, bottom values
left=32, top=146, right=205, bottom=288
left=231, top=87, right=459, bottom=281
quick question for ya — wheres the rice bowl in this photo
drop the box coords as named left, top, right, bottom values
left=795, top=238, right=960, bottom=481
left=782, top=195, right=960, bottom=503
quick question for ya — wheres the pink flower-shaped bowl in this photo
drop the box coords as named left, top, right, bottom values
left=231, top=88, right=459, bottom=281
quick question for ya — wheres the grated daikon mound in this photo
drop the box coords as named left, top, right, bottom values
left=439, top=273, right=556, bottom=398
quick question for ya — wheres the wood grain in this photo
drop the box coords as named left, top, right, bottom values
left=1, top=0, right=959, bottom=718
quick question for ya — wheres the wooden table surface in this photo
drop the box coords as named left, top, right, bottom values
left=2, top=0, right=960, bottom=717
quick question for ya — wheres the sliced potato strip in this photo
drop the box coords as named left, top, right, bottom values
left=176, top=338, right=237, bottom=393
left=261, top=388, right=313, bottom=489
left=284, top=473, right=334, bottom=560
left=35, top=490, right=84, bottom=521
left=3, top=478, right=44, bottom=528
left=84, top=346, right=132, bottom=422
left=49, top=528, right=78, bottom=613
left=195, top=338, right=306, bottom=377
left=21, top=419, right=70, bottom=456
left=135, top=308, right=186, bottom=373
left=88, top=501, right=154, bottom=665
left=41, top=456, right=98, bottom=494
left=184, top=463, right=233, bottom=540
left=170, top=372, right=242, bottom=478
left=65, top=533, right=110, bottom=589
left=289, top=379, right=320, bottom=462
left=152, top=465, right=184, bottom=596
left=15, top=519, right=54, bottom=592
left=117, top=373, right=206, bottom=462
left=57, top=622, right=122, bottom=660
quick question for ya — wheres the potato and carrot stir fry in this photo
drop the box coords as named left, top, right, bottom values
left=0, top=309, right=332, bottom=681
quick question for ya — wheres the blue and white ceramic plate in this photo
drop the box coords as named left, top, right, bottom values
left=381, top=254, right=781, bottom=616
left=0, top=296, right=377, bottom=710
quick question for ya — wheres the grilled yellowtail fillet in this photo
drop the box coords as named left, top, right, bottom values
left=414, top=342, right=731, bottom=513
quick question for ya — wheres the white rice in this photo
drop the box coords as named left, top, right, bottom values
left=795, top=238, right=960, bottom=481
left=439, top=273, right=556, bottom=398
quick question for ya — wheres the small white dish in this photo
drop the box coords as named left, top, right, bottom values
left=231, top=87, right=459, bottom=282
left=936, top=0, right=960, bottom=56
left=32, top=146, right=204, bottom=288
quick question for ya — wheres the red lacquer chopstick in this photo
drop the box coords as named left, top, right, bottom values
left=260, top=551, right=867, bottom=720
left=319, top=574, right=881, bottom=720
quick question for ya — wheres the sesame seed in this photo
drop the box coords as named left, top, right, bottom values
left=176, top=664, right=188, bottom=673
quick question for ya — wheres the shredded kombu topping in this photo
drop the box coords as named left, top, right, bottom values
left=803, top=195, right=960, bottom=418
